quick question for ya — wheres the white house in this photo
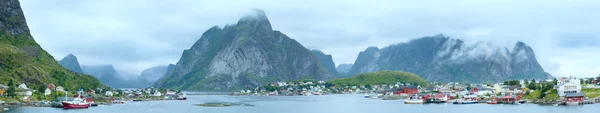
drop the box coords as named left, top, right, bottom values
left=56, top=86, right=65, bottom=92
left=557, top=76, right=582, bottom=97
left=18, top=83, right=28, bottom=90
left=105, top=91, right=114, bottom=97
left=153, top=91, right=162, bottom=96
left=44, top=88, right=51, bottom=96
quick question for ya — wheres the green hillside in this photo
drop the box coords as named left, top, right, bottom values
left=0, top=0, right=103, bottom=91
left=328, top=70, right=428, bottom=87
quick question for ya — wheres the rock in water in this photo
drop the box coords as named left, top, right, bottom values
left=58, top=54, right=84, bottom=73
left=0, top=0, right=103, bottom=90
left=155, top=10, right=334, bottom=90
left=348, top=34, right=552, bottom=83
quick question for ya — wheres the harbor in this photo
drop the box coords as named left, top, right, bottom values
left=4, top=94, right=600, bottom=113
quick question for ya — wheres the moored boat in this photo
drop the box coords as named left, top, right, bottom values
left=404, top=99, right=424, bottom=104
left=62, top=98, right=89, bottom=109
left=404, top=94, right=424, bottom=104
left=453, top=95, right=479, bottom=104
left=487, top=101, right=497, bottom=104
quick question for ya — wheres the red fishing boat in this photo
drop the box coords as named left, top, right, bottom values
left=62, top=95, right=89, bottom=109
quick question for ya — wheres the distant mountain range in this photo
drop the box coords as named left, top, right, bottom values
left=58, top=54, right=84, bottom=73
left=336, top=64, right=353, bottom=73
left=336, top=63, right=354, bottom=78
left=57, top=54, right=176, bottom=88
left=139, top=64, right=174, bottom=83
left=155, top=10, right=334, bottom=90
left=0, top=0, right=102, bottom=90
left=348, top=34, right=552, bottom=83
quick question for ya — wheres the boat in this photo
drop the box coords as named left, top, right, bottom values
left=453, top=95, right=479, bottom=104
left=176, top=93, right=187, bottom=100
left=404, top=94, right=424, bottom=104
left=425, top=93, right=448, bottom=103
left=62, top=98, right=89, bottom=109
left=487, top=96, right=497, bottom=104
left=404, top=99, right=424, bottom=104
left=566, top=100, right=580, bottom=106
left=364, top=94, right=371, bottom=98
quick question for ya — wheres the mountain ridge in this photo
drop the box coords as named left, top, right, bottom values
left=155, top=10, right=334, bottom=90
left=348, top=34, right=552, bottom=83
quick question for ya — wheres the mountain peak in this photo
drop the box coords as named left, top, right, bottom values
left=239, top=9, right=268, bottom=22
left=513, top=41, right=533, bottom=53
left=58, top=54, right=84, bottom=73
left=237, top=9, right=272, bottom=32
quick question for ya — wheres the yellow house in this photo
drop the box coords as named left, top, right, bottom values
left=0, top=84, right=7, bottom=95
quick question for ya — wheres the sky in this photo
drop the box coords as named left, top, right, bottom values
left=19, top=0, right=600, bottom=78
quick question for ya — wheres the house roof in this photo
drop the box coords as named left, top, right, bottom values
left=0, top=84, right=8, bottom=89
left=565, top=93, right=584, bottom=97
left=405, top=86, right=418, bottom=89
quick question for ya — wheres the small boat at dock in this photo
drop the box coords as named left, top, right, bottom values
left=404, top=94, right=424, bottom=104
left=62, top=98, right=89, bottom=109
left=404, top=99, right=424, bottom=104
left=453, top=95, right=479, bottom=104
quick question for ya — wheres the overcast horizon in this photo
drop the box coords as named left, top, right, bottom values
left=19, top=0, right=600, bottom=78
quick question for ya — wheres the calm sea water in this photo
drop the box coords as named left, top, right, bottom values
left=6, top=94, right=599, bottom=113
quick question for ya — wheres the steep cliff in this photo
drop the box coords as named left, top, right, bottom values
left=311, top=50, right=338, bottom=76
left=0, top=0, right=103, bottom=90
left=348, top=34, right=552, bottom=83
left=155, top=10, right=334, bottom=90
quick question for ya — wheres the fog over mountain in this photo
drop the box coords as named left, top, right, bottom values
left=18, top=0, right=600, bottom=78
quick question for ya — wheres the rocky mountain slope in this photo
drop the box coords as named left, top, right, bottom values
left=348, top=34, right=552, bottom=83
left=58, top=54, right=84, bottom=73
left=336, top=63, right=354, bottom=78
left=139, top=64, right=174, bottom=83
left=155, top=10, right=334, bottom=90
left=81, top=65, right=125, bottom=87
left=0, top=0, right=103, bottom=90
left=336, top=63, right=353, bottom=73
left=311, top=50, right=338, bottom=76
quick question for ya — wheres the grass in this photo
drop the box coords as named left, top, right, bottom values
left=328, top=70, right=428, bottom=87
left=582, top=88, right=600, bottom=98
left=0, top=97, right=21, bottom=102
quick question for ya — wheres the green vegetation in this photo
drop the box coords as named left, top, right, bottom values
left=1, top=30, right=104, bottom=91
left=328, top=70, right=428, bottom=87
left=503, top=80, right=522, bottom=87
left=582, top=88, right=600, bottom=98
left=521, top=79, right=558, bottom=100
left=523, top=89, right=559, bottom=100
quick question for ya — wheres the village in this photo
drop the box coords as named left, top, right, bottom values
left=236, top=76, right=600, bottom=106
left=0, top=81, right=187, bottom=110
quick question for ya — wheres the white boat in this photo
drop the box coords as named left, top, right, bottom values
left=566, top=101, right=580, bottom=106
left=404, top=99, right=424, bottom=104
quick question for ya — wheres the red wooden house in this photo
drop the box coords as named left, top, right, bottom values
left=393, top=86, right=419, bottom=95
